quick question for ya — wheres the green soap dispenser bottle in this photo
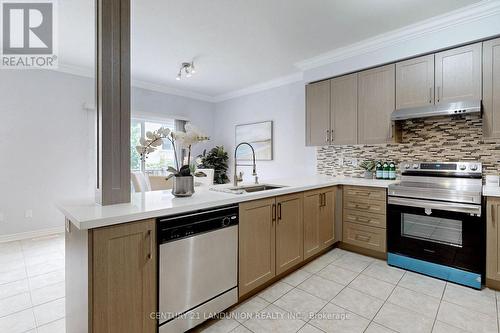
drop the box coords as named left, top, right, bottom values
left=382, top=162, right=389, bottom=179
left=376, top=161, right=383, bottom=179
left=389, top=162, right=396, bottom=180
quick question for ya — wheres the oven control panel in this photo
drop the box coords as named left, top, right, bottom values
left=400, top=161, right=482, bottom=175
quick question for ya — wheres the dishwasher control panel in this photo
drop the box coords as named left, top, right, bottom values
left=158, top=205, right=239, bottom=244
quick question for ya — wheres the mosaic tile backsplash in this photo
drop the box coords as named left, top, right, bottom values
left=317, top=114, right=500, bottom=179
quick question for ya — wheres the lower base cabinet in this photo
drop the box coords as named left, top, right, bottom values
left=487, top=197, right=500, bottom=287
left=239, top=193, right=304, bottom=297
left=303, top=187, right=336, bottom=260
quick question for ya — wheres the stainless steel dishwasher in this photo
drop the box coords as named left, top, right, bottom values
left=158, top=205, right=238, bottom=333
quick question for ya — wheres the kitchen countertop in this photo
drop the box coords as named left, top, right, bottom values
left=58, top=175, right=398, bottom=230
left=483, top=185, right=500, bottom=198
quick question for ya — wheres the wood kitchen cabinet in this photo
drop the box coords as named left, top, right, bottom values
left=276, top=193, right=304, bottom=274
left=331, top=73, right=358, bottom=145
left=487, top=197, right=500, bottom=288
left=483, top=38, right=500, bottom=139
left=303, top=187, right=335, bottom=260
left=358, top=64, right=396, bottom=144
left=306, top=80, right=331, bottom=146
left=435, top=42, right=482, bottom=104
left=396, top=54, right=435, bottom=109
left=92, top=219, right=157, bottom=333
left=239, top=193, right=305, bottom=297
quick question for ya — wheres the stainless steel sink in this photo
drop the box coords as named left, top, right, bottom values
left=229, top=184, right=285, bottom=193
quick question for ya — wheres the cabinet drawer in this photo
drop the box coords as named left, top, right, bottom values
left=343, top=209, right=386, bottom=229
left=344, top=186, right=386, bottom=202
left=343, top=222, right=386, bottom=253
left=343, top=197, right=386, bottom=215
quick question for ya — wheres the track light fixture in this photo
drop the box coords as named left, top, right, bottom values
left=176, top=61, right=196, bottom=80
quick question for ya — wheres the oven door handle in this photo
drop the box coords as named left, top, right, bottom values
left=388, top=197, right=481, bottom=216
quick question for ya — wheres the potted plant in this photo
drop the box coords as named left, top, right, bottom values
left=359, top=160, right=376, bottom=179
left=197, top=146, right=230, bottom=184
left=136, top=124, right=209, bottom=197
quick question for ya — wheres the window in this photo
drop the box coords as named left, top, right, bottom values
left=131, top=117, right=184, bottom=175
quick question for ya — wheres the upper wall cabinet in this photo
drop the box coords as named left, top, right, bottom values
left=396, top=54, right=435, bottom=109
left=331, top=74, right=358, bottom=145
left=435, top=43, right=482, bottom=104
left=358, top=64, right=396, bottom=144
left=306, top=80, right=330, bottom=146
left=483, top=38, right=500, bottom=139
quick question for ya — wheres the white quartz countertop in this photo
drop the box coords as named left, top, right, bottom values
left=483, top=185, right=500, bottom=198
left=58, top=175, right=398, bottom=230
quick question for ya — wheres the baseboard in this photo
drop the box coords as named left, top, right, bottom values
left=0, top=226, right=65, bottom=243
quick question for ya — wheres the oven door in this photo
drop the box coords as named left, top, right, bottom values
left=387, top=197, right=485, bottom=274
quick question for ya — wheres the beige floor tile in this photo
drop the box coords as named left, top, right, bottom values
left=26, top=258, right=64, bottom=278
left=374, top=302, right=434, bottom=333
left=37, top=318, right=65, bottom=333
left=33, top=297, right=65, bottom=327
left=0, top=241, right=22, bottom=256
left=243, top=304, right=306, bottom=333
left=30, top=281, right=65, bottom=306
left=195, top=317, right=240, bottom=333
left=281, top=269, right=312, bottom=287
left=332, top=287, right=384, bottom=320
left=331, top=253, right=373, bottom=273
left=432, top=321, right=469, bottom=333
left=0, top=291, right=32, bottom=317
left=365, top=322, right=398, bottom=333
left=28, top=269, right=65, bottom=291
left=302, top=257, right=331, bottom=274
left=0, top=267, right=27, bottom=285
left=387, top=286, right=440, bottom=318
left=308, top=302, right=370, bottom=333
left=0, top=308, right=36, bottom=333
left=230, top=324, right=253, bottom=333
left=230, top=296, right=269, bottom=323
left=297, top=323, right=324, bottom=333
left=0, top=256, right=25, bottom=273
left=436, top=301, right=498, bottom=333
left=274, top=288, right=327, bottom=320
left=316, top=263, right=359, bottom=286
left=443, top=283, right=497, bottom=317
left=397, top=271, right=445, bottom=299
left=363, top=261, right=405, bottom=284
left=348, top=274, right=395, bottom=300
left=258, top=282, right=293, bottom=303
left=0, top=278, right=29, bottom=300
left=296, top=275, right=344, bottom=301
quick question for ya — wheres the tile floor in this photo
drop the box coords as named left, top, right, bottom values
left=1, top=234, right=499, bottom=333
left=0, top=234, right=65, bottom=333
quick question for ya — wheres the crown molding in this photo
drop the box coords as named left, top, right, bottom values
left=51, top=63, right=216, bottom=103
left=295, top=0, right=500, bottom=71
left=213, top=72, right=304, bottom=102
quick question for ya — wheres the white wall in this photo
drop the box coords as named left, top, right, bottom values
left=0, top=70, right=215, bottom=238
left=214, top=81, right=316, bottom=182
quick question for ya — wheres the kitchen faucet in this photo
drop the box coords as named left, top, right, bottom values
left=233, top=142, right=258, bottom=186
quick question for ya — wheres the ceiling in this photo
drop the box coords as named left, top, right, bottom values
left=58, top=0, right=481, bottom=99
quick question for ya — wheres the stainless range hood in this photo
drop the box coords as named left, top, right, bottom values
left=391, top=100, right=482, bottom=121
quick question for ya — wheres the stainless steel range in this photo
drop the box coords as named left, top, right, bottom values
left=387, top=161, right=485, bottom=289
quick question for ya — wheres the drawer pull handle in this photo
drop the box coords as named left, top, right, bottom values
left=357, top=217, right=370, bottom=222
left=355, top=234, right=371, bottom=242
left=272, top=203, right=276, bottom=222
left=146, top=230, right=152, bottom=261
left=354, top=204, right=369, bottom=209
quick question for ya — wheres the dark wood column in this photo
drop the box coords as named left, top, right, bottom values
left=95, top=0, right=131, bottom=205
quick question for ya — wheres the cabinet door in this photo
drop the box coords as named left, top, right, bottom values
left=435, top=43, right=482, bottom=104
left=276, top=193, right=304, bottom=275
left=396, top=54, right=435, bottom=109
left=320, top=188, right=335, bottom=248
left=306, top=80, right=331, bottom=146
left=483, top=38, right=500, bottom=139
left=303, top=190, right=322, bottom=260
left=239, top=198, right=276, bottom=296
left=358, top=64, right=396, bottom=144
left=487, top=198, right=500, bottom=282
left=331, top=73, right=358, bottom=145
left=92, top=219, right=156, bottom=333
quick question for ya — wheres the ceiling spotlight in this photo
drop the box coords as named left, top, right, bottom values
left=176, top=61, right=196, bottom=80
